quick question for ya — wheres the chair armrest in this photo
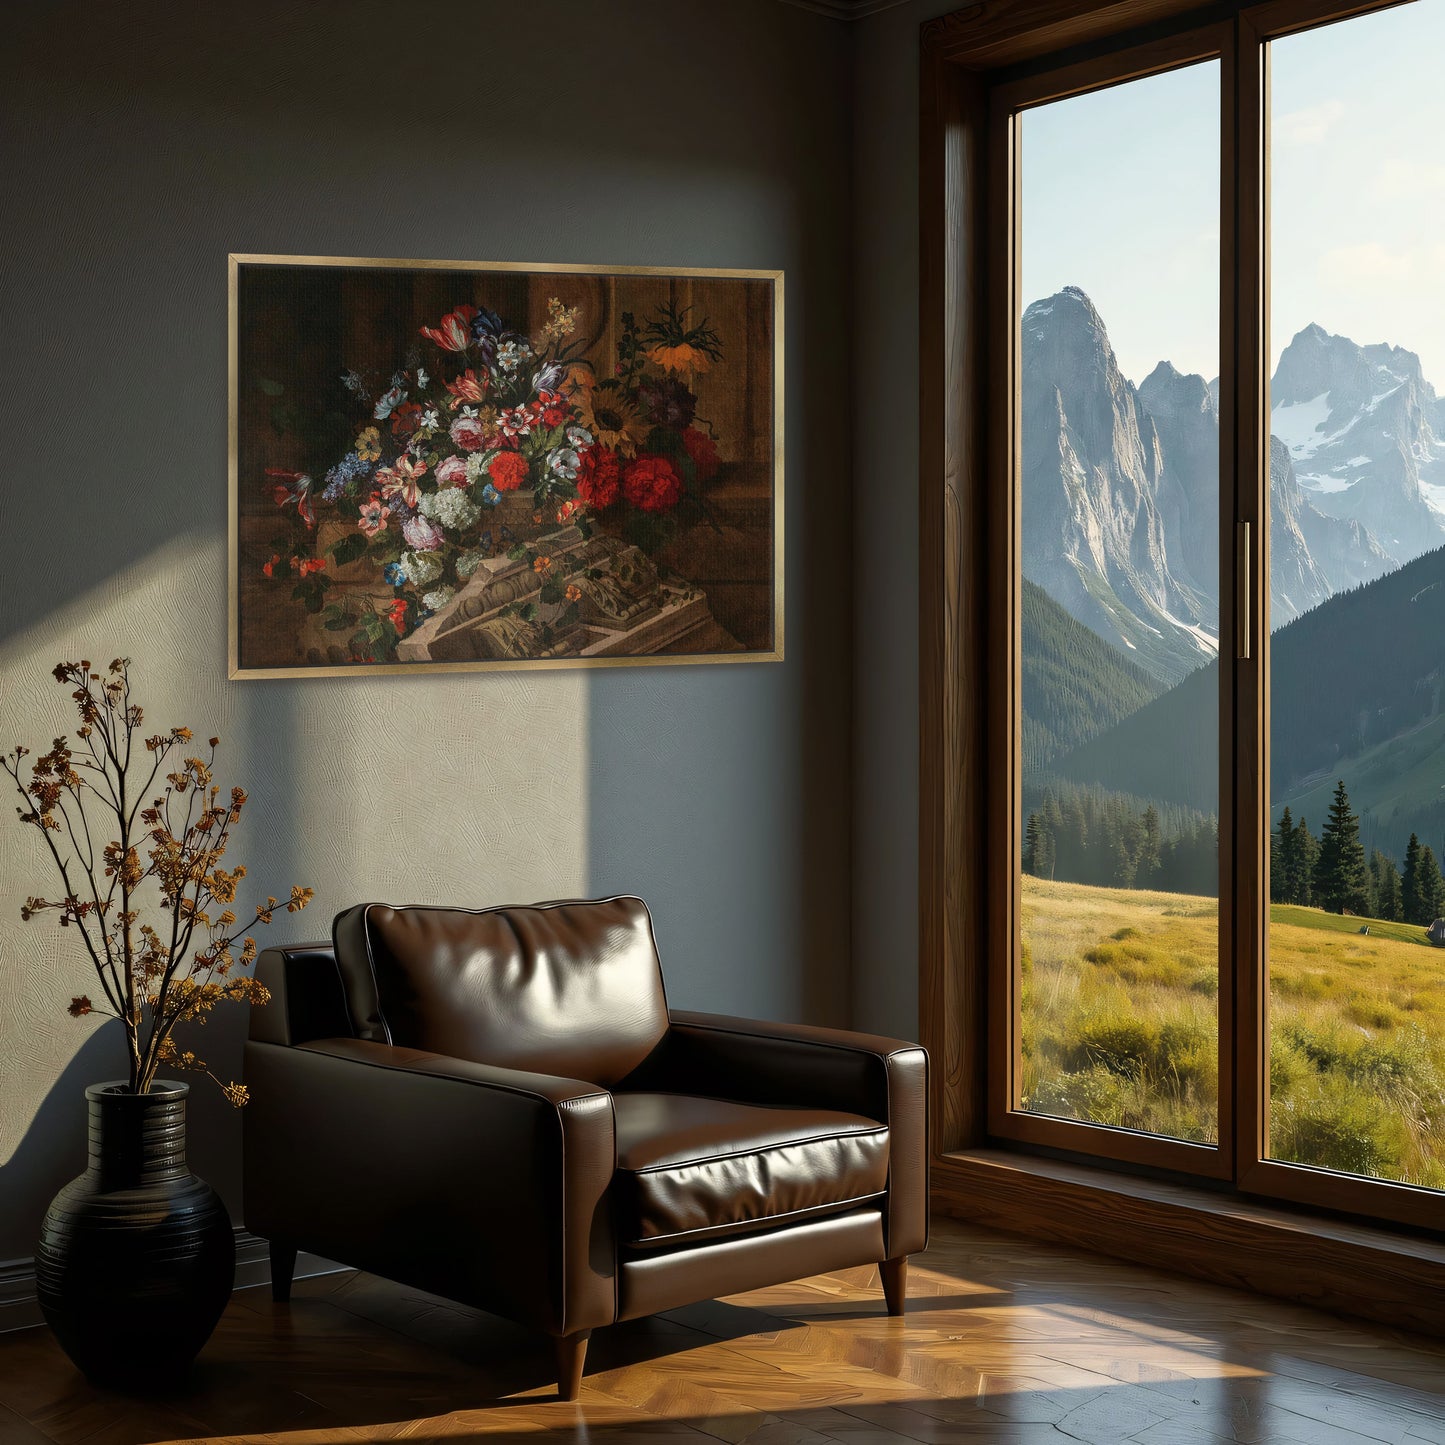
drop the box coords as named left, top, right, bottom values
left=242, top=1037, right=617, bottom=1334
left=249, top=944, right=352, bottom=1045
left=629, top=1011, right=928, bottom=1260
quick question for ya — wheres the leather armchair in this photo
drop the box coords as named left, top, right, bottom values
left=243, top=896, right=928, bottom=1399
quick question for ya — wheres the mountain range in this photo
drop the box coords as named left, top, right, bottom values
left=1022, top=287, right=1445, bottom=683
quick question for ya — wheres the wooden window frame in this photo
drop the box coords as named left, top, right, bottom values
left=919, top=0, right=1444, bottom=1265
left=984, top=22, right=1238, bottom=1180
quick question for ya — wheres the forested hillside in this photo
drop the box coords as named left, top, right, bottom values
left=1022, top=579, right=1165, bottom=770
left=1052, top=541, right=1445, bottom=860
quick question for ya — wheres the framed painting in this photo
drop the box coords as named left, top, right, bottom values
left=228, top=254, right=783, bottom=677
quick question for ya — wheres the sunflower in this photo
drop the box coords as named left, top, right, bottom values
left=579, top=386, right=649, bottom=458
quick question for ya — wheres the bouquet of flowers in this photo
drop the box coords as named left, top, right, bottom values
left=260, top=295, right=728, bottom=663
left=4, top=660, right=314, bottom=1104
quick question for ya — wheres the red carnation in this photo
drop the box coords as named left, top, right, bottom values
left=390, top=402, right=424, bottom=437
left=623, top=454, right=683, bottom=514
left=488, top=450, right=530, bottom=493
left=577, top=445, right=621, bottom=508
left=387, top=598, right=409, bottom=636
left=682, top=427, right=720, bottom=483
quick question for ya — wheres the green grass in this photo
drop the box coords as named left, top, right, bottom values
left=1021, top=875, right=1445, bottom=1190
left=1269, top=905, right=1430, bottom=949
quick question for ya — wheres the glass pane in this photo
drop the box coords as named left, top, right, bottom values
left=1267, top=1, right=1445, bottom=1191
left=1017, top=62, right=1221, bottom=1143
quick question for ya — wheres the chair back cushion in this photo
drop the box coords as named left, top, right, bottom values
left=331, top=896, right=669, bottom=1086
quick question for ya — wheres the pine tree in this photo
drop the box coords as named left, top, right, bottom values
left=1271, top=808, right=1292, bottom=904
left=1403, top=833, right=1425, bottom=925
left=1311, top=780, right=1370, bottom=914
left=1137, top=804, right=1162, bottom=888
left=1277, top=809, right=1300, bottom=895
left=1023, top=812, right=1054, bottom=879
left=1293, top=815, right=1317, bottom=906
left=1369, top=849, right=1402, bottom=922
left=1046, top=791, right=1069, bottom=878
left=1418, top=844, right=1445, bottom=924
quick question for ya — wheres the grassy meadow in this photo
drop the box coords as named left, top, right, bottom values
left=1021, top=875, right=1445, bottom=1189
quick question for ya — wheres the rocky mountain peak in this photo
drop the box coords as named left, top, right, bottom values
left=1139, top=361, right=1214, bottom=421
left=1270, top=323, right=1445, bottom=561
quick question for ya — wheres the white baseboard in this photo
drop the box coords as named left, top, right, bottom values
left=0, top=1232, right=347, bottom=1333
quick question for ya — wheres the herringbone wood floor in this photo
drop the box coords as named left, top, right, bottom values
left=2, top=1218, right=1444, bottom=1444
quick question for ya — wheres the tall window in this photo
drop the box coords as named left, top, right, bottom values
left=990, top=0, right=1445, bottom=1225
left=1265, top=2, right=1445, bottom=1197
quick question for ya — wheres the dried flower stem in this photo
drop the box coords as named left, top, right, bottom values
left=4, top=659, right=313, bottom=1103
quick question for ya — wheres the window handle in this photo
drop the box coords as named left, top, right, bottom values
left=1236, top=521, right=1251, bottom=661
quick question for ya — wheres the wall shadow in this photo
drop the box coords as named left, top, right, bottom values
left=0, top=1025, right=131, bottom=1263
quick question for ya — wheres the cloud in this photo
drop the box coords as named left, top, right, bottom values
left=1275, top=99, right=1346, bottom=145
left=1317, top=242, right=1415, bottom=286
left=1371, top=156, right=1445, bottom=200
left=1314, top=242, right=1445, bottom=310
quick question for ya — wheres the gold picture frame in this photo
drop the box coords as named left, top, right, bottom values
left=228, top=253, right=783, bottom=678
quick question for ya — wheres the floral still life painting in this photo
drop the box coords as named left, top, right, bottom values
left=229, top=255, right=782, bottom=676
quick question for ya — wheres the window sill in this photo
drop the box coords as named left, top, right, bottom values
left=933, top=1148, right=1445, bottom=1338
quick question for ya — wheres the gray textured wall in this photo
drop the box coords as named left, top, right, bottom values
left=0, top=0, right=853, bottom=1260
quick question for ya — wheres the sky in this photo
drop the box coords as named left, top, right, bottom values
left=1020, top=0, right=1445, bottom=388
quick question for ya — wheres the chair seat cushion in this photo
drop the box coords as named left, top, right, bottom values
left=612, top=1092, right=890, bottom=1250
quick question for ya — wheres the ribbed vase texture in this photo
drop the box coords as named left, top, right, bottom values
left=36, top=1080, right=235, bottom=1387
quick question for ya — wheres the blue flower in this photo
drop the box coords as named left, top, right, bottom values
left=480, top=483, right=500, bottom=507
left=470, top=307, right=505, bottom=341
left=384, top=562, right=406, bottom=587
left=322, top=451, right=374, bottom=501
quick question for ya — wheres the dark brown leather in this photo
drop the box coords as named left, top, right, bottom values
left=331, top=896, right=670, bottom=1087
left=617, top=1207, right=887, bottom=1322
left=242, top=1037, right=617, bottom=1335
left=625, top=1012, right=929, bottom=1261
left=244, top=907, right=930, bottom=1361
left=249, top=944, right=352, bottom=1046
left=613, top=1093, right=888, bottom=1249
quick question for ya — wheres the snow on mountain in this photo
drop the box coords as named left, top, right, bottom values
left=1269, top=323, right=1445, bottom=560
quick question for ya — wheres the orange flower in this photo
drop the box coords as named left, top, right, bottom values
left=533, top=555, right=553, bottom=576
left=565, top=583, right=582, bottom=604
left=261, top=554, right=280, bottom=578
left=445, top=369, right=486, bottom=407
left=645, top=342, right=712, bottom=376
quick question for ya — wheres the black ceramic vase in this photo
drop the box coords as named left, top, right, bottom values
left=36, top=1080, right=235, bottom=1387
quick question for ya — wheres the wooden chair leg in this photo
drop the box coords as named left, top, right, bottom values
left=555, top=1330, right=591, bottom=1401
left=270, top=1240, right=298, bottom=1304
left=881, top=1256, right=908, bottom=1316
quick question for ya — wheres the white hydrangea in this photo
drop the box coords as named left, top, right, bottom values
left=422, top=586, right=456, bottom=612
left=456, top=549, right=486, bottom=578
left=464, top=451, right=492, bottom=485
left=399, top=550, right=443, bottom=587
left=420, top=486, right=481, bottom=532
